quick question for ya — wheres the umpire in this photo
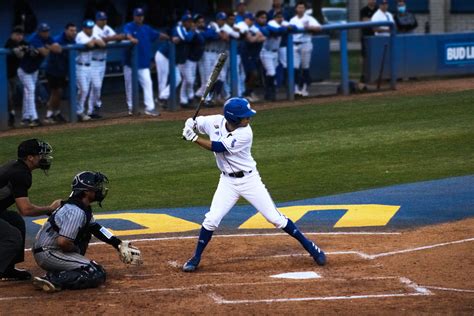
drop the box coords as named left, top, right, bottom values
left=0, top=139, right=60, bottom=281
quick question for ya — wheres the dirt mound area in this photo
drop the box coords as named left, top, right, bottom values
left=1, top=218, right=473, bottom=314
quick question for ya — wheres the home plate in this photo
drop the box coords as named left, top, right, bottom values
left=270, top=271, right=321, bottom=279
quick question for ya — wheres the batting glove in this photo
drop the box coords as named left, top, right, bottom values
left=183, top=126, right=198, bottom=142
left=185, top=118, right=197, bottom=130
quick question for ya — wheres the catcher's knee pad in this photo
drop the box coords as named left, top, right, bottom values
left=48, top=261, right=106, bottom=290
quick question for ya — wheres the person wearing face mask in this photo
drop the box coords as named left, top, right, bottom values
left=394, top=0, right=418, bottom=34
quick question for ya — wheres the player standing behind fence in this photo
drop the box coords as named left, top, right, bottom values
left=123, top=8, right=169, bottom=117
left=258, top=11, right=289, bottom=101
left=371, top=0, right=394, bottom=36
left=235, top=13, right=266, bottom=102
left=18, top=23, right=60, bottom=127
left=181, top=98, right=326, bottom=272
left=43, top=23, right=77, bottom=125
left=172, top=14, right=197, bottom=108
left=194, top=14, right=219, bottom=102
left=75, top=20, right=105, bottom=122
left=154, top=41, right=182, bottom=107
left=4, top=26, right=28, bottom=128
left=289, top=1, right=321, bottom=97
left=89, top=11, right=126, bottom=119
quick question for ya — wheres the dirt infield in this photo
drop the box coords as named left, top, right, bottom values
left=2, top=76, right=473, bottom=138
left=1, top=218, right=473, bottom=315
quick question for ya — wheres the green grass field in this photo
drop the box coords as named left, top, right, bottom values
left=1, top=90, right=473, bottom=212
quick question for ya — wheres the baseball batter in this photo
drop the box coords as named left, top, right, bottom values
left=32, top=171, right=142, bottom=292
left=181, top=97, right=326, bottom=272
left=289, top=1, right=321, bottom=97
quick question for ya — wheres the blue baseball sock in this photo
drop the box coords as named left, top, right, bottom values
left=283, top=219, right=313, bottom=251
left=193, top=226, right=214, bottom=258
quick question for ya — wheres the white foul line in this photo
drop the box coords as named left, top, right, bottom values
left=209, top=277, right=432, bottom=304
left=422, top=286, right=474, bottom=293
left=367, top=237, right=474, bottom=259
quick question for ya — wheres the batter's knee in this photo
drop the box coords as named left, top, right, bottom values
left=266, top=214, right=288, bottom=229
left=202, top=215, right=219, bottom=231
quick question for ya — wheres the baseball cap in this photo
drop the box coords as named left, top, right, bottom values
left=37, top=23, right=51, bottom=32
left=193, top=13, right=203, bottom=22
left=216, top=12, right=227, bottom=21
left=244, top=12, right=254, bottom=20
left=12, top=25, right=24, bottom=34
left=236, top=0, right=247, bottom=6
left=96, top=11, right=108, bottom=20
left=378, top=0, right=389, bottom=4
left=83, top=19, right=95, bottom=28
left=181, top=14, right=193, bottom=22
left=133, top=8, right=144, bottom=16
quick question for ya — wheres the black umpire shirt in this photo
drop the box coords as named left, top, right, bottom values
left=0, top=160, right=32, bottom=211
left=360, top=5, right=379, bottom=37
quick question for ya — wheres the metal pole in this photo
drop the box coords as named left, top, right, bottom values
left=230, top=39, right=238, bottom=97
left=390, top=26, right=397, bottom=90
left=340, top=30, right=350, bottom=95
left=286, top=34, right=294, bottom=101
left=131, top=45, right=139, bottom=114
left=168, top=42, right=177, bottom=111
left=68, top=49, right=77, bottom=123
left=0, top=51, right=8, bottom=130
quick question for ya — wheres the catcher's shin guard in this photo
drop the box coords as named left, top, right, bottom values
left=46, top=261, right=106, bottom=290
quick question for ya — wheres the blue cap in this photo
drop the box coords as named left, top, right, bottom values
left=37, top=23, right=51, bottom=32
left=181, top=14, right=193, bottom=22
left=83, top=20, right=95, bottom=28
left=133, top=8, right=144, bottom=16
left=96, top=11, right=107, bottom=20
left=244, top=13, right=254, bottom=20
left=236, top=0, right=247, bottom=6
left=216, top=12, right=227, bottom=20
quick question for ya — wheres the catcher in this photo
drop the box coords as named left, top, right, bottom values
left=32, top=171, right=142, bottom=292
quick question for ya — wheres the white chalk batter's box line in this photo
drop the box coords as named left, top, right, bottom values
left=209, top=277, right=433, bottom=304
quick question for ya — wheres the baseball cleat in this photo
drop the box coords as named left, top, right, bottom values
left=32, top=276, right=61, bottom=292
left=182, top=256, right=200, bottom=272
left=308, top=242, right=326, bottom=266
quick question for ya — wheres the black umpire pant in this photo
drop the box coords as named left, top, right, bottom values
left=0, top=210, right=25, bottom=273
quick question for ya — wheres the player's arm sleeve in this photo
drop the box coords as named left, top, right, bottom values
left=211, top=141, right=227, bottom=153
left=221, top=132, right=252, bottom=155
left=89, top=222, right=122, bottom=250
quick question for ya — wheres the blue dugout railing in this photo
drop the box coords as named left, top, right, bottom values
left=0, top=21, right=395, bottom=130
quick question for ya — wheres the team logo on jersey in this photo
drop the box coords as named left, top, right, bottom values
left=231, top=139, right=237, bottom=148
left=214, top=125, right=219, bottom=129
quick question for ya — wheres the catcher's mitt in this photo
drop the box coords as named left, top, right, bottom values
left=118, top=241, right=143, bottom=265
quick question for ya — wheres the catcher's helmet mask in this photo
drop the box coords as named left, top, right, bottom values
left=71, top=171, right=109, bottom=206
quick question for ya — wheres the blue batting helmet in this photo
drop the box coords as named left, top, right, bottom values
left=223, top=98, right=256, bottom=125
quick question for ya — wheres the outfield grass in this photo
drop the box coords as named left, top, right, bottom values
left=1, top=90, right=473, bottom=212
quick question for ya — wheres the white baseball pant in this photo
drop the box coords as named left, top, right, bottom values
left=34, top=249, right=92, bottom=271
left=154, top=51, right=182, bottom=100
left=88, top=59, right=106, bottom=112
left=17, top=68, right=39, bottom=120
left=278, top=46, right=287, bottom=68
left=178, top=60, right=197, bottom=104
left=76, top=64, right=92, bottom=115
left=202, top=171, right=288, bottom=231
left=124, top=66, right=155, bottom=112
left=260, top=49, right=279, bottom=76
left=293, top=41, right=313, bottom=69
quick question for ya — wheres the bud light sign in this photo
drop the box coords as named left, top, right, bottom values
left=443, top=42, right=474, bottom=66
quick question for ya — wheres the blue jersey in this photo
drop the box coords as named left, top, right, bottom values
left=172, top=25, right=195, bottom=65
left=20, top=33, right=53, bottom=73
left=123, top=22, right=160, bottom=69
left=46, top=32, right=75, bottom=77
